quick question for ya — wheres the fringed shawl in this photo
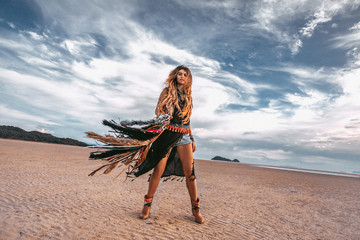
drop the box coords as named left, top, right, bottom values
left=86, top=114, right=190, bottom=181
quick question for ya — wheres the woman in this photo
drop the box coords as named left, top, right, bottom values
left=139, top=65, right=204, bottom=224
left=86, top=65, right=204, bottom=224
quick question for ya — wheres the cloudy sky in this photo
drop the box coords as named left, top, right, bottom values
left=1, top=0, right=360, bottom=173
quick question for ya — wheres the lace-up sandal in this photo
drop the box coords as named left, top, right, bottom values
left=140, top=195, right=153, bottom=219
left=191, top=198, right=204, bottom=224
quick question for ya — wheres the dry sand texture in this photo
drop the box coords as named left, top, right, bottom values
left=0, top=139, right=360, bottom=239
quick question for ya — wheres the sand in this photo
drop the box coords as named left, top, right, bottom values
left=0, top=138, right=359, bottom=240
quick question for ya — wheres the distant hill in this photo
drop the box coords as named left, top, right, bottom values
left=0, top=125, right=88, bottom=147
left=211, top=156, right=240, bottom=163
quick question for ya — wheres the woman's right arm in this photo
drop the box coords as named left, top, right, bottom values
left=155, top=88, right=169, bottom=116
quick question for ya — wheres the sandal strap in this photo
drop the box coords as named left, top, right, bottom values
left=144, top=202, right=152, bottom=207
left=191, top=198, right=200, bottom=209
left=144, top=195, right=153, bottom=207
left=144, top=197, right=153, bottom=202
left=192, top=205, right=199, bottom=210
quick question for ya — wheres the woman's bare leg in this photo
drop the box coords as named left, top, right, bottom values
left=140, top=153, right=169, bottom=219
left=177, top=143, right=197, bottom=200
left=146, top=155, right=169, bottom=198
left=177, top=143, right=204, bottom=223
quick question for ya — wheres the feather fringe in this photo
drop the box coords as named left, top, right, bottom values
left=85, top=132, right=149, bottom=146
left=86, top=114, right=170, bottom=178
left=103, top=119, right=157, bottom=140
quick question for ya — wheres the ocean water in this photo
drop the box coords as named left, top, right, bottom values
left=253, top=165, right=360, bottom=178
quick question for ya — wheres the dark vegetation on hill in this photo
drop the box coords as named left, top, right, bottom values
left=0, top=125, right=88, bottom=147
left=211, top=156, right=240, bottom=163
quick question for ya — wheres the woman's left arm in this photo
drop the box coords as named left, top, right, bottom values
left=189, top=125, right=196, bottom=152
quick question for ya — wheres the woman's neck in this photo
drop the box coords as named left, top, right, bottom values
left=177, top=85, right=184, bottom=93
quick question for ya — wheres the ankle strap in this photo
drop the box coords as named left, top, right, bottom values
left=144, top=195, right=153, bottom=202
left=191, top=198, right=200, bottom=208
left=144, top=195, right=153, bottom=206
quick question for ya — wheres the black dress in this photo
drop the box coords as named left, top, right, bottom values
left=134, top=91, right=195, bottom=181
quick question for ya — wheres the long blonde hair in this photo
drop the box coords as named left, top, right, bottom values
left=157, top=65, right=193, bottom=124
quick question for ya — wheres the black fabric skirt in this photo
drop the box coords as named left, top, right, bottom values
left=134, top=129, right=183, bottom=177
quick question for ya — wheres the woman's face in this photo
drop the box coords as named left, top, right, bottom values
left=176, top=69, right=188, bottom=86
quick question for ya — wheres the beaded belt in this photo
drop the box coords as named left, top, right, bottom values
left=166, top=123, right=191, bottom=133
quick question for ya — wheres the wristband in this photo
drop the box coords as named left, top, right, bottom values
left=190, top=134, right=194, bottom=142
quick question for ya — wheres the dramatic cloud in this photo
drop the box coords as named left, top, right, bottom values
left=349, top=21, right=360, bottom=30
left=1, top=0, right=360, bottom=173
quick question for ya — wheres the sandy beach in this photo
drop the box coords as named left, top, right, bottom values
left=0, top=138, right=359, bottom=240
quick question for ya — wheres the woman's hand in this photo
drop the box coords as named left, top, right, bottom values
left=191, top=141, right=196, bottom=152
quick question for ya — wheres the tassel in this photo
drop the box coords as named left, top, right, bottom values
left=103, top=119, right=158, bottom=140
